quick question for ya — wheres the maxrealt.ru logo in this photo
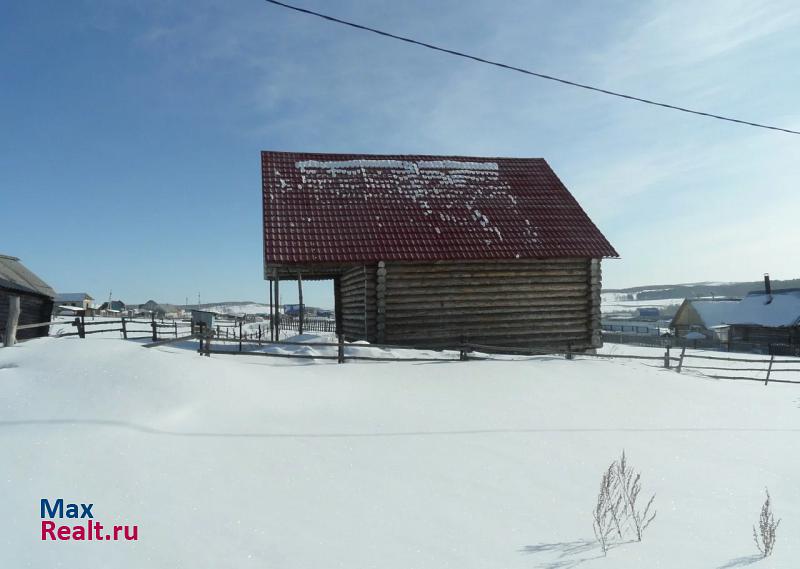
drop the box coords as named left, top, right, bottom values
left=40, top=499, right=139, bottom=541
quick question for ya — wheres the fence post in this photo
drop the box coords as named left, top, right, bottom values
left=337, top=333, right=344, bottom=364
left=566, top=343, right=573, bottom=360
left=151, top=313, right=157, bottom=342
left=3, top=295, right=20, bottom=347
left=765, top=354, right=774, bottom=386
left=80, top=313, right=86, bottom=339
left=121, top=317, right=128, bottom=340
left=258, top=325, right=262, bottom=346
left=238, top=321, right=243, bottom=352
left=676, top=346, right=686, bottom=373
left=664, top=346, right=671, bottom=369
left=174, top=321, right=178, bottom=338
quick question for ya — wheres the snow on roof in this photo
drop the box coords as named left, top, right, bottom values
left=262, top=151, right=618, bottom=264
left=687, top=291, right=800, bottom=328
left=689, top=299, right=741, bottom=328
left=725, top=290, right=800, bottom=327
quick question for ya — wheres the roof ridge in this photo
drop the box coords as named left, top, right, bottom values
left=261, top=150, right=545, bottom=161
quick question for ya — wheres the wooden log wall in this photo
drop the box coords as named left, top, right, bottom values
left=380, top=258, right=601, bottom=351
left=0, top=288, right=54, bottom=341
left=340, top=265, right=377, bottom=341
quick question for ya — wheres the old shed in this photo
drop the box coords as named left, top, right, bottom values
left=0, top=254, right=56, bottom=341
left=261, top=152, right=618, bottom=351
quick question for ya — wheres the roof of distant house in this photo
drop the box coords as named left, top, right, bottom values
left=0, top=254, right=56, bottom=299
left=725, top=289, right=800, bottom=327
left=262, top=152, right=618, bottom=265
left=687, top=298, right=741, bottom=328
left=677, top=291, right=800, bottom=329
left=55, top=292, right=94, bottom=302
left=139, top=300, right=179, bottom=313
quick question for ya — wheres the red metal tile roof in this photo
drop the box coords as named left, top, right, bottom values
left=262, top=151, right=618, bottom=265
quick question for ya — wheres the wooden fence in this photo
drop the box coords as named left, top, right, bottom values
left=279, top=316, right=336, bottom=334
left=673, top=347, right=800, bottom=384
left=195, top=334, right=685, bottom=366
left=191, top=334, right=800, bottom=385
left=603, top=331, right=799, bottom=357
left=53, top=315, right=193, bottom=341
left=5, top=314, right=800, bottom=386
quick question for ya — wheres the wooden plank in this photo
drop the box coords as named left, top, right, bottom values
left=16, top=320, right=62, bottom=330
left=142, top=334, right=196, bottom=348
left=683, top=353, right=800, bottom=364
left=705, top=374, right=800, bottom=384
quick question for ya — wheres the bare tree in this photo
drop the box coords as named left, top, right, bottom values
left=614, top=450, right=656, bottom=542
left=753, top=488, right=781, bottom=557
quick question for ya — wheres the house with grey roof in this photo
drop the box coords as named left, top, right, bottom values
left=0, top=254, right=56, bottom=341
left=669, top=298, right=741, bottom=339
left=55, top=292, right=94, bottom=312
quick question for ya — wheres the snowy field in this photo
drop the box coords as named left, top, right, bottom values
left=1, top=335, right=799, bottom=568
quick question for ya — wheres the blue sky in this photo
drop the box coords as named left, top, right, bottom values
left=3, top=0, right=799, bottom=307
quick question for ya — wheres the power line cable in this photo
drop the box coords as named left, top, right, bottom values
left=263, top=0, right=800, bottom=136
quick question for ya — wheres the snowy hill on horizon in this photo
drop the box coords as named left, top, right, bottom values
left=604, top=277, right=800, bottom=302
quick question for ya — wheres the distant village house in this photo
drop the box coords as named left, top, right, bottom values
left=671, top=275, right=800, bottom=353
left=55, top=292, right=94, bottom=313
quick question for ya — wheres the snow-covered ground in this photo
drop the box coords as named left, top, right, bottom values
left=1, top=335, right=798, bottom=568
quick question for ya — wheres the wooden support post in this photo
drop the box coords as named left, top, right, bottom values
left=238, top=320, right=243, bottom=352
left=459, top=339, right=468, bottom=361
left=258, top=325, right=262, bottom=346
left=664, top=346, right=671, bottom=369
left=151, top=313, right=157, bottom=342
left=174, top=321, right=178, bottom=337
left=337, top=333, right=344, bottom=364
left=297, top=272, right=304, bottom=335
left=566, top=343, right=573, bottom=360
left=3, top=295, right=20, bottom=347
left=121, top=317, right=128, bottom=339
left=765, top=354, right=774, bottom=386
left=677, top=346, right=686, bottom=373
left=80, top=313, right=86, bottom=339
left=334, top=276, right=343, bottom=336
left=268, top=278, right=274, bottom=342
left=275, top=276, right=281, bottom=341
